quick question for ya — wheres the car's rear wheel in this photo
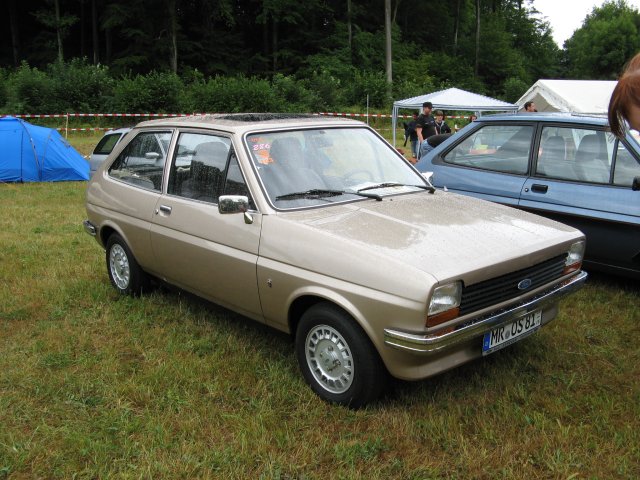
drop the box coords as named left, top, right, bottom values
left=106, top=233, right=149, bottom=296
left=295, top=302, right=388, bottom=408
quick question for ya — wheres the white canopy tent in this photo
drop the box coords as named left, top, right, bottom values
left=392, top=87, right=518, bottom=145
left=516, top=79, right=616, bottom=114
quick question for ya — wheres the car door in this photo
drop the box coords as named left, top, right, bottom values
left=519, top=125, right=640, bottom=274
left=430, top=123, right=535, bottom=206
left=104, top=130, right=174, bottom=270
left=149, top=131, right=263, bottom=320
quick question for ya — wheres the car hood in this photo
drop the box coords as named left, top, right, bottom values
left=260, top=191, right=582, bottom=292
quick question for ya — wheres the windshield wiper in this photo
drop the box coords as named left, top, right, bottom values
left=275, top=188, right=385, bottom=202
left=275, top=189, right=346, bottom=201
left=356, top=182, right=435, bottom=194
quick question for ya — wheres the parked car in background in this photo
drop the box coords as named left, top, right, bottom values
left=89, top=127, right=131, bottom=176
left=416, top=113, right=640, bottom=278
left=84, top=113, right=587, bottom=407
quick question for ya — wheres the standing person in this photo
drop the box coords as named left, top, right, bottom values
left=416, top=102, right=436, bottom=158
left=609, top=52, right=640, bottom=137
left=406, top=112, right=419, bottom=160
left=434, top=110, right=451, bottom=135
left=524, top=101, right=537, bottom=112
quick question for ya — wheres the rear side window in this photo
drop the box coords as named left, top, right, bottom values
left=108, top=131, right=172, bottom=191
left=443, top=124, right=533, bottom=175
left=536, top=127, right=613, bottom=184
left=93, top=133, right=123, bottom=155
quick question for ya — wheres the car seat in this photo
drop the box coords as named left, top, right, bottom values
left=574, top=134, right=610, bottom=183
left=537, top=135, right=575, bottom=179
left=260, top=137, right=325, bottom=198
left=181, top=142, right=229, bottom=202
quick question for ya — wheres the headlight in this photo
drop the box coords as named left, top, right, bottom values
left=427, top=282, right=462, bottom=327
left=564, top=240, right=585, bottom=274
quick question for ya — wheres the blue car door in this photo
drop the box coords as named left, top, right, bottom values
left=428, top=123, right=535, bottom=206
left=519, top=125, right=640, bottom=275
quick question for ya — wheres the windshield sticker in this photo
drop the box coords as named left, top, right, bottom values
left=248, top=136, right=272, bottom=164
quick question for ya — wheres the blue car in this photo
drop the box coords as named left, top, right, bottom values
left=416, top=113, right=640, bottom=278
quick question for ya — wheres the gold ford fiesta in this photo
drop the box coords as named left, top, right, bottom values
left=84, top=113, right=588, bottom=407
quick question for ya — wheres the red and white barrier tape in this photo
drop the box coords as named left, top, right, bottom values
left=4, top=112, right=470, bottom=120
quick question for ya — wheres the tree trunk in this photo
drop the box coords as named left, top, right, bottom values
left=392, top=0, right=401, bottom=25
left=92, top=0, right=99, bottom=64
left=54, top=0, right=64, bottom=62
left=80, top=0, right=85, bottom=58
left=453, top=0, right=461, bottom=55
left=8, top=0, right=20, bottom=66
left=475, top=0, right=480, bottom=77
left=385, top=0, right=392, bottom=85
left=168, top=0, right=178, bottom=73
left=272, top=16, right=278, bottom=73
left=347, top=0, right=352, bottom=53
left=105, top=27, right=111, bottom=64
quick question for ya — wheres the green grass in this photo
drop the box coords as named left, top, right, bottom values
left=0, top=135, right=639, bottom=479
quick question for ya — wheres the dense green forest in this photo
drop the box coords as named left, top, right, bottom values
left=1, top=0, right=639, bottom=113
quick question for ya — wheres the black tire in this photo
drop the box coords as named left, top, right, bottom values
left=295, top=302, right=388, bottom=408
left=105, top=233, right=149, bottom=296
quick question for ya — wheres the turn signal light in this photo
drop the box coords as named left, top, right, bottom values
left=426, top=307, right=460, bottom=328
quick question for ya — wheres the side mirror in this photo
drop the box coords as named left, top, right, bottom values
left=632, top=176, right=640, bottom=191
left=422, top=171, right=435, bottom=185
left=219, top=195, right=249, bottom=214
left=218, top=195, right=253, bottom=224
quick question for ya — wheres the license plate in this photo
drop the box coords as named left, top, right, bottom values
left=482, top=310, right=542, bottom=356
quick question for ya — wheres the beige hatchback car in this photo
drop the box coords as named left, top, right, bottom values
left=84, top=113, right=588, bottom=407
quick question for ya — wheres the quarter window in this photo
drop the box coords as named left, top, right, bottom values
left=613, top=141, right=640, bottom=187
left=443, top=125, right=533, bottom=174
left=108, top=131, right=171, bottom=191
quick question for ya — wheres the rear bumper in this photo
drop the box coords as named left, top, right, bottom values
left=384, top=270, right=587, bottom=354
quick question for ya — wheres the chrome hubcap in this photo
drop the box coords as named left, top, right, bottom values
left=109, top=244, right=130, bottom=290
left=305, top=325, right=354, bottom=394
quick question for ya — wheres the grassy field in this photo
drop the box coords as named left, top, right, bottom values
left=0, top=134, right=639, bottom=479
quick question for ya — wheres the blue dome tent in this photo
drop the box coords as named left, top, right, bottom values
left=0, top=116, right=89, bottom=182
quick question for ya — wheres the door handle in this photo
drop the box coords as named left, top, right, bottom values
left=530, top=184, right=548, bottom=194
left=158, top=204, right=172, bottom=214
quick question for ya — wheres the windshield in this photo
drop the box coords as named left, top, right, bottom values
left=245, top=127, right=428, bottom=208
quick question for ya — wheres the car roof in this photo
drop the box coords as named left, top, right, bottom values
left=134, top=113, right=364, bottom=133
left=477, top=112, right=609, bottom=126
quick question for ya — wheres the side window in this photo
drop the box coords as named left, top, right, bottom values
left=613, top=141, right=640, bottom=187
left=222, top=151, right=255, bottom=210
left=93, top=133, right=122, bottom=155
left=536, top=127, right=612, bottom=184
left=168, top=132, right=231, bottom=203
left=108, top=131, right=171, bottom=191
left=443, top=124, right=533, bottom=174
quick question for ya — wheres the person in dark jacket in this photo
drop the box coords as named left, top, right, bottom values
left=434, top=110, right=451, bottom=135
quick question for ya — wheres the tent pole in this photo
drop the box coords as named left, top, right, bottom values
left=65, top=113, right=69, bottom=138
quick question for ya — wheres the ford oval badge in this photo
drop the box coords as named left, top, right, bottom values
left=517, top=278, right=533, bottom=290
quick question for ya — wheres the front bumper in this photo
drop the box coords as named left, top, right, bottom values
left=83, top=219, right=97, bottom=236
left=384, top=270, right=587, bottom=354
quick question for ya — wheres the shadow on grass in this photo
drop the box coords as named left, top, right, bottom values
left=585, top=270, right=639, bottom=294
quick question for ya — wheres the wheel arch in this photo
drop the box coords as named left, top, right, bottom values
left=287, top=292, right=380, bottom=354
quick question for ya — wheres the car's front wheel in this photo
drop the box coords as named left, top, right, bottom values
left=105, top=233, right=149, bottom=296
left=295, top=302, right=388, bottom=408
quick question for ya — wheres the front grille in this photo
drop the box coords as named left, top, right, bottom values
left=459, top=254, right=567, bottom=316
